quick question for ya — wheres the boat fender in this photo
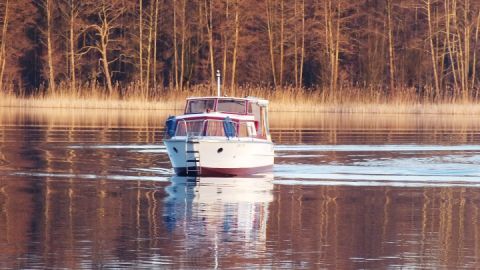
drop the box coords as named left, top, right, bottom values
left=165, top=116, right=177, bottom=137
left=223, top=117, right=236, bottom=138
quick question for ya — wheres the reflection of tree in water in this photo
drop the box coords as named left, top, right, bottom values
left=2, top=117, right=480, bottom=268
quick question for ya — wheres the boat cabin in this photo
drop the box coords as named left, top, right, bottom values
left=165, top=97, right=270, bottom=140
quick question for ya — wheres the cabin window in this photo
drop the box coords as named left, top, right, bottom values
left=217, top=99, right=246, bottom=114
left=186, top=99, right=215, bottom=114
left=251, top=103, right=261, bottom=119
left=248, top=103, right=253, bottom=114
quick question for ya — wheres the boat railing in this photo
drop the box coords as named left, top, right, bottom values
left=170, top=118, right=258, bottom=140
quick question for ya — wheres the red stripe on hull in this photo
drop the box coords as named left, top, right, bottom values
left=174, top=165, right=273, bottom=177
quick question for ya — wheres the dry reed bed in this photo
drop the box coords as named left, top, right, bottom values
left=3, top=107, right=480, bottom=131
left=1, top=85, right=480, bottom=114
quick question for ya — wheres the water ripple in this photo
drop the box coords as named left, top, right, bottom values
left=275, top=144, right=480, bottom=152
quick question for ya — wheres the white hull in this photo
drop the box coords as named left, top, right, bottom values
left=164, top=136, right=274, bottom=176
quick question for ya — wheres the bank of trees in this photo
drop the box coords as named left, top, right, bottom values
left=0, top=0, right=480, bottom=100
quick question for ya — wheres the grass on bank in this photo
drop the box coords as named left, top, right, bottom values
left=1, top=84, right=480, bottom=114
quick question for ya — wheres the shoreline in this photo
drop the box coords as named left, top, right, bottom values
left=1, top=92, right=480, bottom=115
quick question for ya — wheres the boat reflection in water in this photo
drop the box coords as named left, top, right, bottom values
left=163, top=174, right=274, bottom=266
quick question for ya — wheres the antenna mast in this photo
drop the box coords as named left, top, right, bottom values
left=216, top=69, right=221, bottom=96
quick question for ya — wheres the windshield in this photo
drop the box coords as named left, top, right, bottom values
left=186, top=99, right=215, bottom=114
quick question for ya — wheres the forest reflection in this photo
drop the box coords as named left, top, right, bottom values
left=1, top=176, right=479, bottom=268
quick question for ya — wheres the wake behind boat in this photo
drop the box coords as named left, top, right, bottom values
left=163, top=95, right=274, bottom=176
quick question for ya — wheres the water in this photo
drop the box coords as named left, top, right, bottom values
left=1, top=108, right=480, bottom=269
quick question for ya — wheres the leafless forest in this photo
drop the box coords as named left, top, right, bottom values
left=0, top=0, right=480, bottom=101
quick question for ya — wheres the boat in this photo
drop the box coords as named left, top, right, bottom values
left=163, top=77, right=274, bottom=176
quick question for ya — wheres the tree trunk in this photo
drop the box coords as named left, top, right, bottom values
left=153, top=0, right=159, bottom=89
left=173, top=0, right=178, bottom=90
left=333, top=1, right=340, bottom=94
left=0, top=0, right=9, bottom=92
left=300, top=0, right=305, bottom=88
left=463, top=0, right=470, bottom=99
left=230, top=0, right=239, bottom=91
left=279, top=0, right=284, bottom=87
left=69, top=0, right=76, bottom=92
left=325, top=0, right=339, bottom=94
left=205, top=0, right=215, bottom=91
left=386, top=0, right=395, bottom=94
left=324, top=0, right=334, bottom=93
left=101, top=46, right=113, bottom=95
left=222, top=0, right=229, bottom=89
left=265, top=0, right=277, bottom=88
left=445, top=0, right=459, bottom=95
left=46, top=0, right=55, bottom=93
left=146, top=0, right=155, bottom=95
left=139, top=0, right=143, bottom=91
left=294, top=0, right=298, bottom=88
left=179, top=0, right=186, bottom=90
left=426, top=0, right=440, bottom=98
left=100, top=4, right=113, bottom=95
left=471, top=10, right=480, bottom=90
left=452, top=0, right=466, bottom=98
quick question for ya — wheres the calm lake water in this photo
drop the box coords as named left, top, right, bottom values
left=1, top=108, right=480, bottom=269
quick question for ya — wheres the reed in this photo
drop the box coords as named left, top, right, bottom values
left=1, top=84, right=480, bottom=114
left=3, top=107, right=479, bottom=131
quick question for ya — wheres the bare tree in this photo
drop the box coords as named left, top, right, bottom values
left=139, top=0, right=143, bottom=90
left=279, top=0, right=284, bottom=87
left=152, top=0, right=159, bottom=88
left=425, top=0, right=440, bottom=98
left=265, top=0, right=277, bottom=87
left=179, top=0, right=186, bottom=90
left=300, top=0, right=305, bottom=88
left=386, top=0, right=395, bottom=93
left=0, top=0, right=9, bottom=91
left=145, top=0, right=155, bottom=94
left=471, top=10, right=480, bottom=91
left=293, top=0, right=305, bottom=88
left=2, top=0, right=480, bottom=100
left=35, top=0, right=56, bottom=92
left=173, top=0, right=179, bottom=90
left=204, top=0, right=215, bottom=89
left=222, top=0, right=230, bottom=88
left=59, top=0, right=81, bottom=92
left=440, top=0, right=480, bottom=99
left=230, top=0, right=240, bottom=91
left=81, top=0, right=124, bottom=95
left=322, top=0, right=342, bottom=94
left=46, top=0, right=55, bottom=93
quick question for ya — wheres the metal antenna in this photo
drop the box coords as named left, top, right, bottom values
left=216, top=69, right=221, bottom=96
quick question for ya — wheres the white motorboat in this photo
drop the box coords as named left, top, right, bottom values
left=163, top=95, right=274, bottom=176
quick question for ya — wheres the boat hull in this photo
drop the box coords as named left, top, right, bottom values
left=174, top=164, right=273, bottom=177
left=164, top=137, right=274, bottom=176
